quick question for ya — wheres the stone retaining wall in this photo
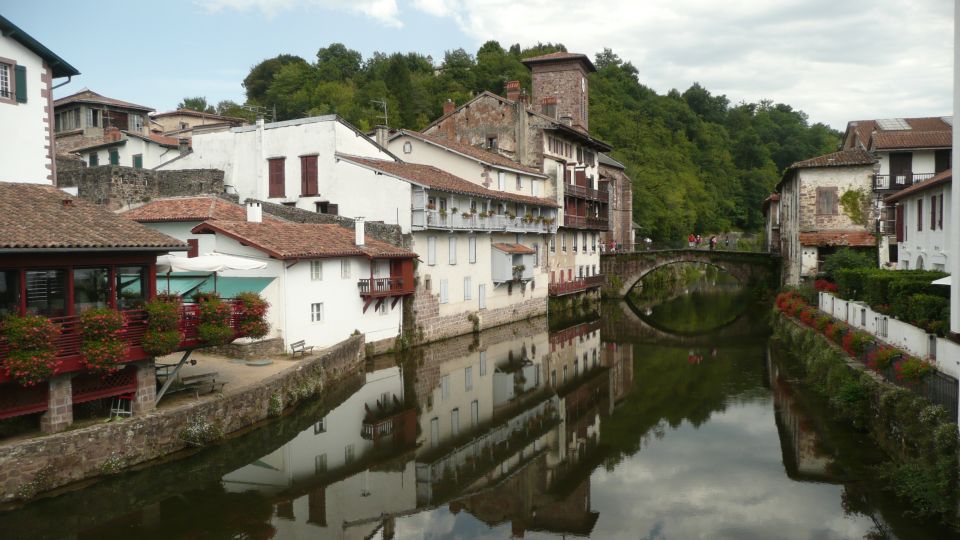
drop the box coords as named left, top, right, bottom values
left=410, top=284, right=547, bottom=345
left=0, top=335, right=364, bottom=503
left=205, top=337, right=285, bottom=359
left=252, top=199, right=408, bottom=248
left=58, top=166, right=225, bottom=210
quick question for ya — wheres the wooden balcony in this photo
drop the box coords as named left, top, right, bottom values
left=0, top=302, right=244, bottom=386
left=548, top=274, right=605, bottom=297
left=564, top=183, right=609, bottom=202
left=874, top=172, right=936, bottom=192
left=412, top=209, right=558, bottom=234
left=563, top=215, right=609, bottom=230
left=357, top=277, right=412, bottom=298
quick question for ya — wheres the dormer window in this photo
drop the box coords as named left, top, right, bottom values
left=487, top=136, right=497, bottom=150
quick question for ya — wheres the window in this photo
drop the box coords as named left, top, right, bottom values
left=311, top=260, right=323, bottom=281
left=427, top=236, right=437, bottom=265
left=187, top=239, right=199, bottom=258
left=25, top=270, right=67, bottom=317
left=532, top=180, right=540, bottom=196
left=468, top=236, right=477, bottom=263
left=132, top=154, right=143, bottom=169
left=116, top=266, right=147, bottom=310
left=516, top=175, right=523, bottom=190
left=430, top=417, right=439, bottom=447
left=73, top=268, right=110, bottom=313
left=561, top=234, right=567, bottom=251
left=179, top=121, right=189, bottom=130
left=341, top=259, right=351, bottom=279
left=480, top=351, right=487, bottom=376
left=439, top=279, right=449, bottom=304
left=498, top=171, right=505, bottom=191
left=86, top=108, right=100, bottom=128
left=573, top=233, right=578, bottom=252
left=465, top=367, right=473, bottom=391
left=0, top=62, right=10, bottom=100
left=129, top=114, right=143, bottom=132
left=314, top=418, right=326, bottom=434
left=471, top=400, right=479, bottom=426
left=268, top=157, right=285, bottom=198
left=448, top=236, right=457, bottom=265
left=345, top=444, right=355, bottom=463
left=563, top=365, right=568, bottom=383
left=0, top=270, right=20, bottom=316
left=550, top=236, right=555, bottom=252
left=816, top=187, right=838, bottom=215
left=108, top=149, right=119, bottom=166
left=487, top=136, right=497, bottom=150
left=300, top=155, right=318, bottom=196
left=403, top=141, right=412, bottom=154
left=441, top=374, right=450, bottom=400
left=917, top=198, right=923, bottom=231
left=378, top=301, right=389, bottom=316
left=311, top=302, right=324, bottom=322
left=88, top=153, right=98, bottom=166
left=451, top=408, right=460, bottom=436
left=315, top=454, right=327, bottom=474
left=534, top=243, right=540, bottom=267
left=592, top=234, right=597, bottom=252
left=464, top=276, right=472, bottom=300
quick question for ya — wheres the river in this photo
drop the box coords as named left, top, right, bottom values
left=0, top=270, right=955, bottom=539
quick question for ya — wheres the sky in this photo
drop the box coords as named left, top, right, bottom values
left=3, top=0, right=953, bottom=130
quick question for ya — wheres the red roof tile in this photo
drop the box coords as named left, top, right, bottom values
left=522, top=52, right=597, bottom=72
left=54, top=89, right=153, bottom=112
left=885, top=169, right=952, bottom=203
left=190, top=221, right=415, bottom=260
left=788, top=149, right=876, bottom=170
left=799, top=231, right=876, bottom=247
left=394, top=130, right=545, bottom=176
left=122, top=197, right=282, bottom=223
left=492, top=242, right=536, bottom=254
left=336, top=154, right=559, bottom=208
left=871, top=130, right=952, bottom=150
left=843, top=117, right=952, bottom=150
left=0, top=183, right=185, bottom=251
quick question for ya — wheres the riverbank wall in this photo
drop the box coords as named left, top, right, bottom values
left=772, top=311, right=959, bottom=524
left=0, top=335, right=365, bottom=504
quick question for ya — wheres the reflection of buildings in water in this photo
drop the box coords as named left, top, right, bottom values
left=221, top=366, right=418, bottom=539
left=767, top=350, right=834, bottom=481
left=602, top=341, right=634, bottom=405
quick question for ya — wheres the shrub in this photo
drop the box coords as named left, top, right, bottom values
left=865, top=346, right=901, bottom=372
left=1, top=315, right=60, bottom=387
left=79, top=308, right=127, bottom=374
left=813, top=279, right=838, bottom=293
left=841, top=330, right=872, bottom=358
left=821, top=248, right=874, bottom=280
left=143, top=295, right=182, bottom=356
left=197, top=292, right=234, bottom=346
left=896, top=356, right=936, bottom=385
left=234, top=292, right=269, bottom=339
left=904, top=294, right=950, bottom=336
left=834, top=268, right=869, bottom=300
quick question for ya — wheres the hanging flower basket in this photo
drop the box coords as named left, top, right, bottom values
left=1, top=315, right=61, bottom=387
left=235, top=292, right=270, bottom=339
left=196, top=292, right=235, bottom=345
left=143, top=293, right=183, bottom=356
left=80, top=307, right=128, bottom=375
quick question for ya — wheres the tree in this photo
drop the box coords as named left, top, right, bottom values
left=178, top=96, right=215, bottom=113
left=316, top=43, right=362, bottom=82
left=243, top=54, right=309, bottom=105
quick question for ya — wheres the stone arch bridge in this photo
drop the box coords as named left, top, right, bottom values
left=600, top=250, right=780, bottom=297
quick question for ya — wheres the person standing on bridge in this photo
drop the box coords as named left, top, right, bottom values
left=709, top=235, right=717, bottom=251
left=688, top=233, right=695, bottom=248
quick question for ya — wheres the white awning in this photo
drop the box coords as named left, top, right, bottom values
left=157, top=253, right=267, bottom=273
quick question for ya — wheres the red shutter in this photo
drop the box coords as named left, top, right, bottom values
left=187, top=239, right=199, bottom=258
left=931, top=195, right=937, bottom=230
left=939, top=194, right=944, bottom=229
left=268, top=158, right=285, bottom=198
left=300, top=155, right=318, bottom=196
left=917, top=199, right=922, bottom=231
left=895, top=204, right=904, bottom=242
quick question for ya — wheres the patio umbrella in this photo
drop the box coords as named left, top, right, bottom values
left=158, top=253, right=268, bottom=293
left=931, top=276, right=952, bottom=286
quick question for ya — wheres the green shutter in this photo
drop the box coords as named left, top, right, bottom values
left=14, top=65, right=26, bottom=103
left=89, top=153, right=98, bottom=166
left=109, top=149, right=119, bottom=165
left=133, top=154, right=143, bottom=169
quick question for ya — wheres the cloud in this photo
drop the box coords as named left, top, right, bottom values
left=409, top=0, right=953, bottom=129
left=195, top=0, right=403, bottom=27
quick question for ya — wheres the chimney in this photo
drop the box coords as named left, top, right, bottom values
left=104, top=126, right=122, bottom=142
left=375, top=125, right=389, bottom=148
left=178, top=137, right=190, bottom=154
left=256, top=117, right=265, bottom=130
left=505, top=80, right=521, bottom=102
left=246, top=201, right=262, bottom=223
left=560, top=115, right=573, bottom=126
left=355, top=217, right=365, bottom=246
left=443, top=99, right=455, bottom=116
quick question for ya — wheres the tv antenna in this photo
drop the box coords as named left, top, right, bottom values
left=242, top=104, right=275, bottom=123
left=371, top=99, right=389, bottom=127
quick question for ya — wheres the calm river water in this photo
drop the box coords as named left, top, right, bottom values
left=1, top=273, right=956, bottom=539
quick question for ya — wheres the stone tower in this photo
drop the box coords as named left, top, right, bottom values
left=522, top=52, right=597, bottom=132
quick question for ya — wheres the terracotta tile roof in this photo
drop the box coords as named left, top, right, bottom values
left=843, top=117, right=952, bottom=150
left=871, top=130, right=952, bottom=150
left=126, top=131, right=182, bottom=148
left=336, top=154, right=559, bottom=208
left=0, top=183, right=185, bottom=251
left=521, top=52, right=597, bottom=72
left=54, top=89, right=153, bottom=112
left=190, top=221, right=415, bottom=260
left=394, top=130, right=545, bottom=176
left=799, top=231, right=876, bottom=247
left=788, top=149, right=876, bottom=170
left=122, top=197, right=282, bottom=223
left=492, top=242, right=536, bottom=255
left=885, top=169, right=952, bottom=203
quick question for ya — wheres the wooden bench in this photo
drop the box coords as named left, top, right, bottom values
left=290, top=340, right=314, bottom=357
left=180, top=372, right=226, bottom=398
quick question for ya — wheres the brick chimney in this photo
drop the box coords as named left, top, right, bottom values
left=443, top=99, right=455, bottom=116
left=505, top=80, right=521, bottom=102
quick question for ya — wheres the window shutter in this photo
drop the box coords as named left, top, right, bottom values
left=268, top=158, right=286, bottom=198
left=187, top=239, right=199, bottom=258
left=133, top=154, right=143, bottom=169
left=14, top=65, right=26, bottom=103
left=939, top=194, right=944, bottom=229
left=300, top=155, right=318, bottom=196
left=895, top=204, right=903, bottom=242
left=917, top=199, right=922, bottom=231
left=931, top=195, right=937, bottom=230
left=109, top=149, right=119, bottom=165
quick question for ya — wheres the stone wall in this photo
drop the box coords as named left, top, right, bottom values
left=204, top=337, right=284, bottom=360
left=797, top=166, right=877, bottom=232
left=252, top=198, right=408, bottom=248
left=529, top=59, right=590, bottom=130
left=600, top=164, right=633, bottom=248
left=58, top=166, right=225, bottom=210
left=0, top=335, right=364, bottom=503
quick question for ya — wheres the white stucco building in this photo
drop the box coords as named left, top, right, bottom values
left=0, top=15, right=79, bottom=185
left=886, top=169, right=953, bottom=271
left=73, top=128, right=185, bottom=169
left=123, top=196, right=416, bottom=351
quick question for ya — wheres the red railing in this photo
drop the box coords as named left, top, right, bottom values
left=357, top=277, right=412, bottom=297
left=0, top=301, right=243, bottom=384
left=548, top=274, right=605, bottom=296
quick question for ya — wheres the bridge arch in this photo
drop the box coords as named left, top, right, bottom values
left=600, top=249, right=780, bottom=298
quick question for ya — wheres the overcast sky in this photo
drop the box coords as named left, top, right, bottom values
left=4, top=0, right=952, bottom=130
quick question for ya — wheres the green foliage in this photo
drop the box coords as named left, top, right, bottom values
left=178, top=96, right=215, bottom=113
left=1, top=315, right=60, bottom=387
left=144, top=295, right=182, bottom=357
left=234, top=292, right=270, bottom=339
left=839, top=188, right=870, bottom=227
left=822, top=248, right=874, bottom=281
left=79, top=308, right=127, bottom=374
left=239, top=43, right=838, bottom=239
left=197, top=293, right=235, bottom=346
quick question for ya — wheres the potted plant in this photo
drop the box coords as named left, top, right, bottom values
left=143, top=293, right=182, bottom=357
left=79, top=307, right=128, bottom=374
left=235, top=292, right=270, bottom=339
left=461, top=212, right=472, bottom=219
left=196, top=292, right=235, bottom=345
left=1, top=315, right=60, bottom=387
left=512, top=264, right=526, bottom=281
left=426, top=202, right=436, bottom=210
left=524, top=213, right=533, bottom=223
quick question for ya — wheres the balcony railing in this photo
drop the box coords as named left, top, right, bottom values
left=357, top=277, right=411, bottom=297
left=548, top=274, right=605, bottom=296
left=564, top=183, right=609, bottom=202
left=412, top=209, right=557, bottom=234
left=563, top=215, right=609, bottom=230
left=0, top=302, right=243, bottom=385
left=874, top=172, right=936, bottom=191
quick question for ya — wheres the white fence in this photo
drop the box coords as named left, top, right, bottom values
left=818, top=292, right=960, bottom=379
